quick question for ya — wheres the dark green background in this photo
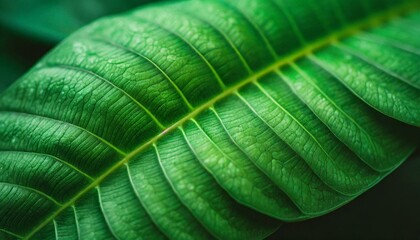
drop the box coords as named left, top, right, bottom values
left=275, top=150, right=420, bottom=239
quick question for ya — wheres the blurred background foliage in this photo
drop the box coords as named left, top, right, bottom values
left=0, top=0, right=419, bottom=239
left=0, top=0, right=161, bottom=42
left=0, top=0, right=162, bottom=92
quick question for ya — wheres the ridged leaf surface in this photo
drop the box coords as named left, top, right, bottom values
left=0, top=0, right=420, bottom=239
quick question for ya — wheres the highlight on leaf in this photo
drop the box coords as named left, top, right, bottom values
left=0, top=0, right=419, bottom=239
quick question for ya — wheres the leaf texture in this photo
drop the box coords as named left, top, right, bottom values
left=0, top=0, right=420, bottom=239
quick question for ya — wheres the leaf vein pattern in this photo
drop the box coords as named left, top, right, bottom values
left=357, top=33, right=420, bottom=56
left=124, top=163, right=167, bottom=238
left=307, top=53, right=416, bottom=121
left=96, top=187, right=119, bottom=240
left=21, top=3, right=420, bottom=237
left=0, top=228, right=24, bottom=239
left=333, top=43, right=420, bottom=89
left=209, top=106, right=301, bottom=191
left=151, top=142, right=209, bottom=237
left=41, top=64, right=166, bottom=129
left=72, top=206, right=81, bottom=240
left=234, top=92, right=301, bottom=155
left=288, top=63, right=380, bottom=161
left=132, top=16, right=227, bottom=90
left=90, top=38, right=194, bottom=111
left=253, top=80, right=337, bottom=167
left=189, top=118, right=259, bottom=175
left=177, top=8, right=254, bottom=75
left=52, top=220, right=58, bottom=240
left=181, top=121, right=264, bottom=196
left=0, top=110, right=126, bottom=156
left=220, top=0, right=278, bottom=58
left=0, top=151, right=94, bottom=181
left=269, top=0, right=307, bottom=44
left=209, top=107, right=258, bottom=164
left=0, top=182, right=62, bottom=206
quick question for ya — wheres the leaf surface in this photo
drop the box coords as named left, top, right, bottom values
left=0, top=0, right=420, bottom=239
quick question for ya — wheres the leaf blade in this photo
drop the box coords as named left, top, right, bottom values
left=0, top=0, right=419, bottom=239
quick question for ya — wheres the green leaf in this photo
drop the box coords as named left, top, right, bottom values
left=0, top=0, right=419, bottom=239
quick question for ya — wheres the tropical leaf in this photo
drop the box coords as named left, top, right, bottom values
left=0, top=0, right=419, bottom=239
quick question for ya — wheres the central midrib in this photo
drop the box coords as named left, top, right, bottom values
left=24, top=2, right=420, bottom=239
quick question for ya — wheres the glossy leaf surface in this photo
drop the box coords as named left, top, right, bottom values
left=0, top=0, right=419, bottom=239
